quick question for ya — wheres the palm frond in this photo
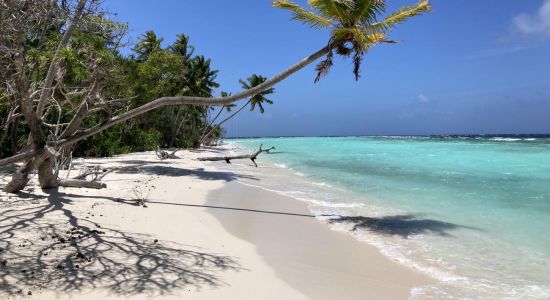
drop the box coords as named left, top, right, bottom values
left=353, top=48, right=363, bottom=80
left=331, top=27, right=382, bottom=51
left=372, top=0, right=430, bottom=32
left=335, top=43, right=353, bottom=56
left=308, top=0, right=354, bottom=24
left=238, top=79, right=251, bottom=89
left=273, top=0, right=333, bottom=29
left=314, top=49, right=334, bottom=82
left=352, top=0, right=386, bottom=23
left=273, top=0, right=431, bottom=82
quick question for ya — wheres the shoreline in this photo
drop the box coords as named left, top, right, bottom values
left=0, top=148, right=434, bottom=299
left=206, top=180, right=434, bottom=299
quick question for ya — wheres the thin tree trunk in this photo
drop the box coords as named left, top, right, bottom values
left=13, top=32, right=44, bottom=146
left=200, top=99, right=251, bottom=145
left=59, top=73, right=100, bottom=139
left=168, top=108, right=183, bottom=148
left=198, top=107, right=224, bottom=144
left=35, top=0, right=88, bottom=118
left=172, top=111, right=189, bottom=147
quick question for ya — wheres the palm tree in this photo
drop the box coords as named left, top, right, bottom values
left=182, top=55, right=220, bottom=97
left=239, top=74, right=275, bottom=113
left=273, top=0, right=430, bottom=81
left=2, top=1, right=431, bottom=193
left=133, top=31, right=163, bottom=62
left=49, top=0, right=430, bottom=152
left=169, top=53, right=220, bottom=147
left=200, top=75, right=274, bottom=144
left=169, top=34, right=194, bottom=60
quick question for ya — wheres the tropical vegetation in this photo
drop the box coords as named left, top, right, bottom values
left=0, top=0, right=430, bottom=193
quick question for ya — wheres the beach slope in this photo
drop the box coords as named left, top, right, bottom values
left=0, top=148, right=432, bottom=299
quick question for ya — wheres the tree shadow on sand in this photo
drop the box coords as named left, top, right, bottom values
left=0, top=190, right=243, bottom=297
left=113, top=166, right=259, bottom=181
left=324, top=214, right=478, bottom=238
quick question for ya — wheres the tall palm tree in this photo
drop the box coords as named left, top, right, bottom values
left=273, top=0, right=430, bottom=81
left=239, top=74, right=274, bottom=113
left=133, top=31, right=163, bottom=62
left=182, top=55, right=220, bottom=97
left=53, top=0, right=430, bottom=151
left=169, top=54, right=220, bottom=147
left=169, top=34, right=194, bottom=60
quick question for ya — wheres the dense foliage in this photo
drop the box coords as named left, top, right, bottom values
left=1, top=12, right=225, bottom=158
left=73, top=31, right=221, bottom=156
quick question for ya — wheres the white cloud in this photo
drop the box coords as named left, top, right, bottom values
left=466, top=45, right=527, bottom=60
left=417, top=94, right=431, bottom=103
left=513, top=0, right=550, bottom=38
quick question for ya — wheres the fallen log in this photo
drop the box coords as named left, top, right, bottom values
left=198, top=144, right=275, bottom=167
left=72, top=164, right=142, bottom=180
left=59, top=179, right=106, bottom=189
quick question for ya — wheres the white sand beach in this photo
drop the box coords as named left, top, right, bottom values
left=0, top=147, right=433, bottom=299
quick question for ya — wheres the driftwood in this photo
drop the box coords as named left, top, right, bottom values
left=59, top=179, right=106, bottom=189
left=198, top=144, right=275, bottom=167
left=155, top=148, right=179, bottom=160
left=46, top=164, right=141, bottom=190
left=73, top=164, right=142, bottom=181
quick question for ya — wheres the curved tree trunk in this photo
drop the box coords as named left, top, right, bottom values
left=1, top=45, right=330, bottom=193
left=54, top=45, right=330, bottom=149
left=37, top=157, right=58, bottom=189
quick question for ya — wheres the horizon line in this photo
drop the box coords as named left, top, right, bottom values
left=224, top=133, right=550, bottom=139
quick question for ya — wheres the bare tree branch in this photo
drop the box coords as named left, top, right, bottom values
left=35, top=0, right=89, bottom=118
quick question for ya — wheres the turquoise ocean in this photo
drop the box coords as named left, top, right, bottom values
left=229, top=136, right=550, bottom=299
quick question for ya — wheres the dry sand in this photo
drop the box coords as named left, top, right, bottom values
left=0, top=148, right=434, bottom=299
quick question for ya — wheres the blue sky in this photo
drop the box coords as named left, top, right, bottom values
left=103, top=0, right=550, bottom=136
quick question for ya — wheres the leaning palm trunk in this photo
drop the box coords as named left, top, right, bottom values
left=200, top=99, right=252, bottom=145
left=1, top=45, right=330, bottom=193
left=55, top=45, right=330, bottom=148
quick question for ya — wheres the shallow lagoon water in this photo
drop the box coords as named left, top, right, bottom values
left=230, top=136, right=550, bottom=299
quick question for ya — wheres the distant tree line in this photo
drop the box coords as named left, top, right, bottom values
left=0, top=4, right=271, bottom=158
